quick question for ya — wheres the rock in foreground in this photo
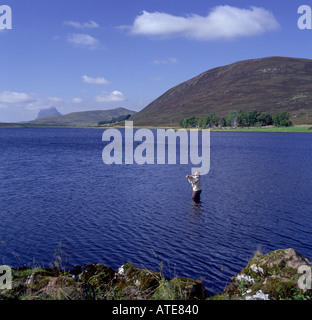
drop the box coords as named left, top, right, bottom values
left=0, top=263, right=207, bottom=300
left=219, top=248, right=312, bottom=300
left=1, top=248, right=311, bottom=300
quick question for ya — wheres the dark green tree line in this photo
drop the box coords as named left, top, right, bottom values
left=179, top=110, right=292, bottom=128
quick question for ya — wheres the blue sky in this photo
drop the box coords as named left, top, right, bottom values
left=1, top=0, right=312, bottom=122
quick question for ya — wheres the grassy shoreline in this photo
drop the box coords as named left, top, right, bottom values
left=209, top=125, right=312, bottom=133
left=1, top=122, right=312, bottom=132
left=1, top=247, right=311, bottom=300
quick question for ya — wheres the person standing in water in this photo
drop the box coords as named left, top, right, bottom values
left=186, top=171, right=202, bottom=202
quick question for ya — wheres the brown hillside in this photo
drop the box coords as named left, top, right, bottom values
left=132, top=56, right=312, bottom=126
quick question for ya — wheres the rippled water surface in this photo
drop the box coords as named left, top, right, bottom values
left=1, top=128, right=312, bottom=295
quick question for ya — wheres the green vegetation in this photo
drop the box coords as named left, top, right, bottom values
left=0, top=242, right=207, bottom=300
left=221, top=248, right=312, bottom=300
left=1, top=244, right=311, bottom=300
left=210, top=126, right=312, bottom=133
left=272, top=112, right=293, bottom=127
left=1, top=263, right=207, bottom=301
left=180, top=110, right=292, bottom=128
left=98, top=113, right=132, bottom=126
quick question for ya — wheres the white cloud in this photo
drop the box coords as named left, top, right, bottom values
left=128, top=6, right=280, bottom=40
left=25, top=102, right=42, bottom=110
left=82, top=75, right=110, bottom=85
left=0, top=91, right=54, bottom=112
left=153, top=57, right=178, bottom=65
left=72, top=97, right=82, bottom=103
left=67, top=33, right=101, bottom=49
left=24, top=96, right=64, bottom=110
left=0, top=91, right=34, bottom=104
left=63, top=20, right=99, bottom=29
left=94, top=90, right=126, bottom=103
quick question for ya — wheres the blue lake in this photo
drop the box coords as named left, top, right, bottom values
left=0, top=127, right=312, bottom=295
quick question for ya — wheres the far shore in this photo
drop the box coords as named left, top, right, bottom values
left=1, top=122, right=312, bottom=133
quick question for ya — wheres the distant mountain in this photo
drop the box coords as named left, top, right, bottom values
left=36, top=107, right=62, bottom=119
left=131, top=56, right=312, bottom=126
left=30, top=107, right=136, bottom=126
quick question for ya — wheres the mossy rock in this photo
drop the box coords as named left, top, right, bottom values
left=152, top=279, right=177, bottom=300
left=260, top=276, right=297, bottom=300
left=80, top=263, right=115, bottom=284
left=0, top=268, right=56, bottom=300
left=114, top=263, right=162, bottom=300
left=37, top=275, right=83, bottom=300
left=223, top=248, right=312, bottom=300
left=209, top=293, right=228, bottom=300
left=152, top=277, right=208, bottom=300
left=170, top=277, right=208, bottom=300
left=79, top=264, right=115, bottom=300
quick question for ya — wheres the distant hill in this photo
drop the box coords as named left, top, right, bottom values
left=30, top=107, right=136, bottom=126
left=36, top=107, right=62, bottom=119
left=131, top=56, right=312, bottom=126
